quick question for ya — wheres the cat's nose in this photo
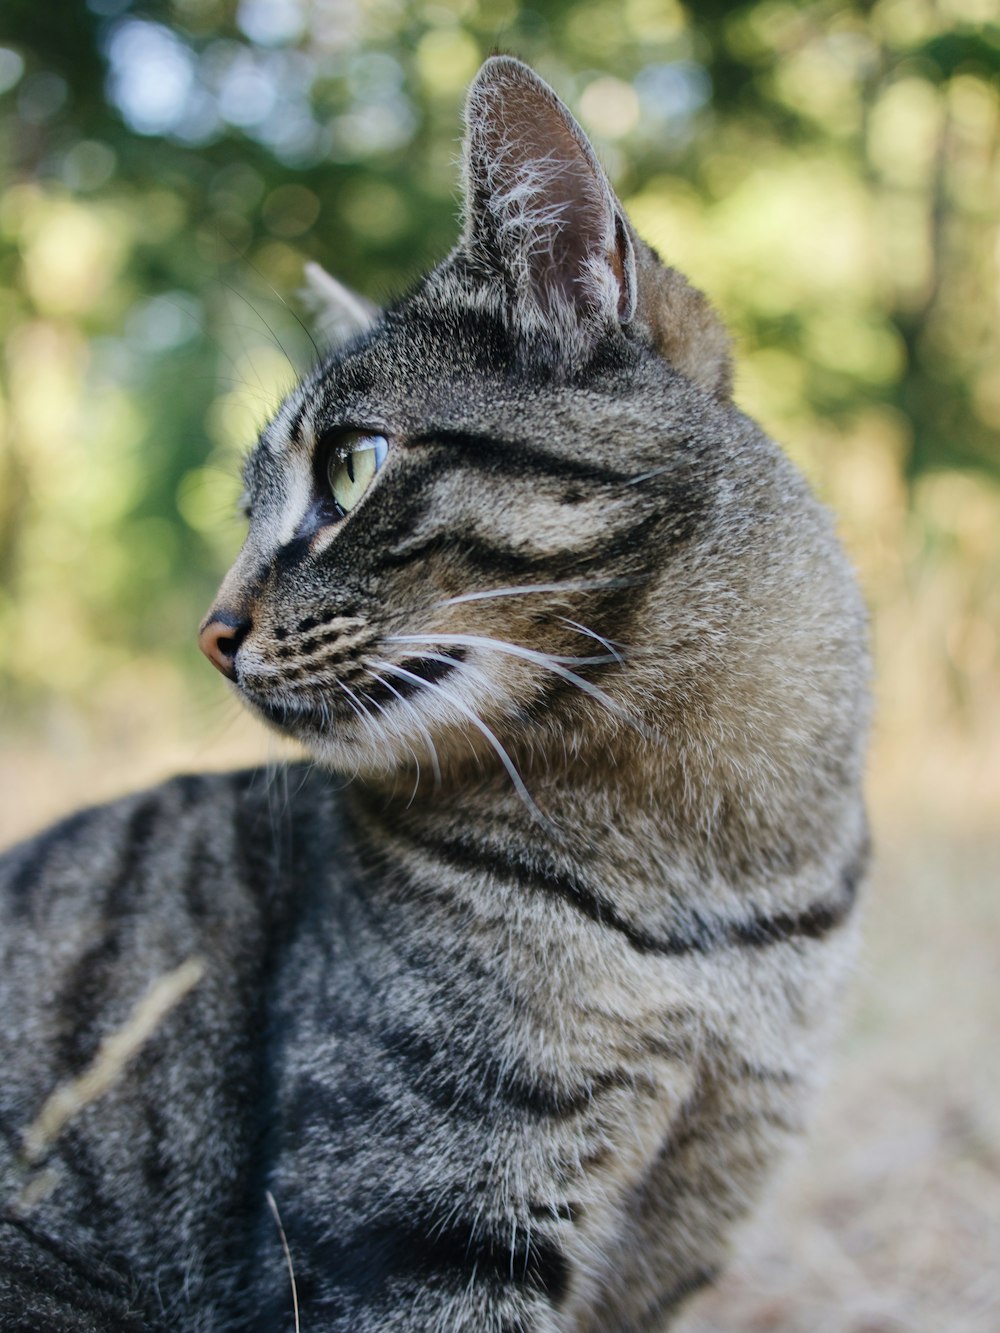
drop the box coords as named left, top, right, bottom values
left=198, top=611, right=251, bottom=680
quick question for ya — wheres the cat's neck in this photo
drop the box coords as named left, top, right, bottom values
left=343, top=722, right=679, bottom=868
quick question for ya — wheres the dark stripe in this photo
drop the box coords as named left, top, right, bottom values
left=0, top=1255, right=145, bottom=1330
left=727, top=1055, right=803, bottom=1086
left=292, top=622, right=370, bottom=658
left=373, top=1020, right=644, bottom=1123
left=3, top=808, right=94, bottom=915
left=282, top=1070, right=389, bottom=1141
left=364, top=650, right=466, bottom=706
left=529, top=1199, right=582, bottom=1223
left=379, top=531, right=563, bottom=577
left=580, top=1142, right=613, bottom=1171
left=177, top=831, right=211, bottom=921
left=245, top=695, right=298, bottom=729
left=54, top=797, right=163, bottom=1069
left=139, top=1096, right=170, bottom=1195
left=395, top=276, right=532, bottom=375
left=0, top=1213, right=132, bottom=1300
left=408, top=428, right=632, bottom=487
left=400, top=429, right=709, bottom=556
left=278, top=641, right=361, bottom=675
left=379, top=511, right=672, bottom=589
left=378, top=1018, right=658, bottom=1125
left=656, top=1107, right=800, bottom=1166
left=386, top=821, right=862, bottom=960
left=287, top=1202, right=568, bottom=1308
left=635, top=1267, right=720, bottom=1330
left=278, top=918, right=650, bottom=1129
left=288, top=400, right=308, bottom=447
left=271, top=534, right=313, bottom=574
left=296, top=615, right=319, bottom=633
left=168, top=772, right=207, bottom=806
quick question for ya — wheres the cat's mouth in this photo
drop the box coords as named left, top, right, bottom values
left=237, top=649, right=468, bottom=740
left=238, top=690, right=341, bottom=736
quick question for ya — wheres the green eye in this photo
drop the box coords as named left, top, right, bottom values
left=327, top=433, right=389, bottom=514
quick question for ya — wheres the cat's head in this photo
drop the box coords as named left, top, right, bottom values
left=199, top=56, right=735, bottom=789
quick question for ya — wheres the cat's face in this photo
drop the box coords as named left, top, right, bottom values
left=199, top=58, right=731, bottom=783
left=205, top=298, right=660, bottom=778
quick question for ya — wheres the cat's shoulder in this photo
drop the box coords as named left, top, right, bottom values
left=0, top=763, right=342, bottom=929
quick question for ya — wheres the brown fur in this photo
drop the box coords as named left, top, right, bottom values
left=0, top=57, right=868, bottom=1331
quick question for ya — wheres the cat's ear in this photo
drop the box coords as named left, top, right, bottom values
left=461, top=59, right=733, bottom=395
left=628, top=240, right=734, bottom=398
left=301, top=261, right=378, bottom=347
left=461, top=56, right=636, bottom=337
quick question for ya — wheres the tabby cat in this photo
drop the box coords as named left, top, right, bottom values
left=0, top=57, right=869, bottom=1332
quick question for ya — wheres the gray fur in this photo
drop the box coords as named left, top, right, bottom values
left=0, top=57, right=869, bottom=1331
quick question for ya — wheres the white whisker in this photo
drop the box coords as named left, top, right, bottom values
left=335, top=680, right=370, bottom=729
left=385, top=633, right=632, bottom=725
left=368, top=658, right=548, bottom=826
left=357, top=677, right=423, bottom=791
left=265, top=1190, right=300, bottom=1333
left=436, top=576, right=641, bottom=607
left=392, top=634, right=614, bottom=668
left=557, top=618, right=626, bottom=665
left=366, top=673, right=426, bottom=803
left=337, top=679, right=388, bottom=777
left=625, top=466, right=672, bottom=486
left=368, top=675, right=444, bottom=788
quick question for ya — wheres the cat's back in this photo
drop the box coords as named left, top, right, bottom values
left=1, top=766, right=318, bottom=987
left=0, top=766, right=345, bottom=1327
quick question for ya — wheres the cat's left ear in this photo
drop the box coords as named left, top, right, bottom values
left=461, top=56, right=636, bottom=337
left=301, top=261, right=378, bottom=347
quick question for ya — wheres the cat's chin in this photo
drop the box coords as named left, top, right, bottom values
left=241, top=692, right=348, bottom=748
left=240, top=691, right=417, bottom=779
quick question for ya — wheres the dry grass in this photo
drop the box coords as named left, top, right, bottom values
left=20, top=958, right=205, bottom=1169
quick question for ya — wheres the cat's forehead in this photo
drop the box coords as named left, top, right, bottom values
left=244, top=334, right=397, bottom=479
left=251, top=288, right=529, bottom=467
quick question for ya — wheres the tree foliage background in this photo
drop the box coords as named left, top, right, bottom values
left=2, top=4, right=1000, bottom=1327
left=1, top=0, right=998, bottom=827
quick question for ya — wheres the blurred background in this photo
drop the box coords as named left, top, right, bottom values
left=0, top=0, right=997, bottom=1328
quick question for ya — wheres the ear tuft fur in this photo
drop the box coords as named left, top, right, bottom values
left=301, top=262, right=378, bottom=348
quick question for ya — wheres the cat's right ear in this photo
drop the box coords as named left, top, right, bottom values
left=301, top=261, right=378, bottom=347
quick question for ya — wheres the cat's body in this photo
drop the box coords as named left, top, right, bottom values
left=0, top=58, right=868, bottom=1332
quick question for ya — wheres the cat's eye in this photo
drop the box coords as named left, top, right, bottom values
left=327, top=432, right=389, bottom=515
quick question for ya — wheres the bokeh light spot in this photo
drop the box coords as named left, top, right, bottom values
left=106, top=21, right=195, bottom=136
left=579, top=76, right=640, bottom=139
left=262, top=185, right=321, bottom=237
left=0, top=48, right=25, bottom=96
left=415, top=29, right=480, bottom=96
left=237, top=0, right=306, bottom=47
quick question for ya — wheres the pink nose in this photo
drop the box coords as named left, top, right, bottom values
left=198, top=612, right=250, bottom=680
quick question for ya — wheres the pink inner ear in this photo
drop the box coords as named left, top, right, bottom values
left=473, top=75, right=622, bottom=319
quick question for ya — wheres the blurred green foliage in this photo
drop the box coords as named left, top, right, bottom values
left=0, top=0, right=998, bottom=805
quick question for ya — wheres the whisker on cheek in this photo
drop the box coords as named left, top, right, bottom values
left=366, top=657, right=549, bottom=827
left=435, top=575, right=644, bottom=607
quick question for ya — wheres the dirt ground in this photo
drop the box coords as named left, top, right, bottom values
left=1, top=727, right=998, bottom=1332
left=683, top=823, right=1000, bottom=1333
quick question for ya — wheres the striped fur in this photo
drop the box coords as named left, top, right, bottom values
left=0, top=58, right=869, bottom=1330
